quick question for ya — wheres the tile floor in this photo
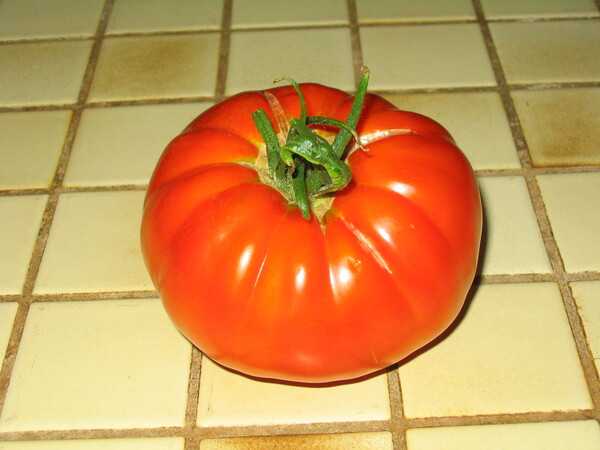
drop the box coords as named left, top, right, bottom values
left=0, top=0, right=599, bottom=449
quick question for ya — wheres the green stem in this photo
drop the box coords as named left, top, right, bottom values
left=252, top=109, right=282, bottom=177
left=289, top=160, right=310, bottom=219
left=252, top=69, right=371, bottom=220
left=274, top=76, right=307, bottom=122
left=307, top=116, right=367, bottom=152
left=331, top=67, right=370, bottom=157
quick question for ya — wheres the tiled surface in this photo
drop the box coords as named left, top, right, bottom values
left=33, top=191, right=153, bottom=294
left=106, top=0, right=222, bottom=34
left=480, top=0, right=600, bottom=19
left=512, top=88, right=600, bottom=167
left=199, top=432, right=394, bottom=449
left=356, top=0, right=476, bottom=23
left=490, top=20, right=600, bottom=84
left=0, top=304, right=18, bottom=364
left=0, top=111, right=71, bottom=189
left=406, top=420, right=600, bottom=449
left=64, top=103, right=211, bottom=187
left=231, top=0, right=349, bottom=28
left=361, top=24, right=496, bottom=90
left=1, top=1, right=599, bottom=449
left=226, top=28, right=355, bottom=94
left=382, top=92, right=520, bottom=171
left=0, top=437, right=185, bottom=449
left=197, top=358, right=390, bottom=427
left=476, top=176, right=552, bottom=275
left=0, top=299, right=191, bottom=431
left=536, top=173, right=600, bottom=273
left=0, top=41, right=93, bottom=106
left=88, top=34, right=220, bottom=102
left=0, top=0, right=105, bottom=40
left=0, top=196, right=48, bottom=294
left=572, top=281, right=600, bottom=375
left=399, top=283, right=592, bottom=418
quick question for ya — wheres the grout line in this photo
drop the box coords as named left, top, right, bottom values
left=0, top=302, right=30, bottom=417
left=346, top=0, right=364, bottom=86
left=227, top=23, right=351, bottom=33
left=387, top=370, right=407, bottom=450
left=214, top=0, right=233, bottom=101
left=403, top=409, right=600, bottom=429
left=356, top=15, right=600, bottom=28
left=0, top=408, right=596, bottom=443
left=0, top=291, right=159, bottom=304
left=183, top=348, right=203, bottom=450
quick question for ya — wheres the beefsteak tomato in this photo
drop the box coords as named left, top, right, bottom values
left=141, top=70, right=482, bottom=383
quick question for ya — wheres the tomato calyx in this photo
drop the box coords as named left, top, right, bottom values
left=252, top=68, right=370, bottom=220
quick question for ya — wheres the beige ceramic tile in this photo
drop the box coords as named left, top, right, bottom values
left=536, top=173, right=600, bottom=273
left=477, top=176, right=552, bottom=275
left=406, top=420, right=600, bottom=450
left=361, top=24, right=496, bottom=90
left=231, top=0, right=348, bottom=28
left=107, top=0, right=222, bottom=33
left=0, top=299, right=191, bottom=431
left=0, top=40, right=92, bottom=107
left=0, top=195, right=47, bottom=294
left=226, top=28, right=354, bottom=94
left=0, top=110, right=71, bottom=189
left=33, top=191, right=153, bottom=294
left=490, top=20, right=600, bottom=84
left=0, top=437, right=185, bottom=450
left=571, top=281, right=600, bottom=374
left=356, top=0, right=475, bottom=23
left=200, top=432, right=394, bottom=450
left=511, top=87, right=600, bottom=167
left=197, top=357, right=390, bottom=427
left=399, top=283, right=592, bottom=418
left=383, top=92, right=520, bottom=170
left=64, top=103, right=211, bottom=187
left=0, top=303, right=18, bottom=364
left=481, top=0, right=599, bottom=19
left=88, top=34, right=219, bottom=102
left=0, top=0, right=104, bottom=40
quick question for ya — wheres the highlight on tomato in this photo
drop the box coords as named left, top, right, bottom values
left=141, top=68, right=482, bottom=383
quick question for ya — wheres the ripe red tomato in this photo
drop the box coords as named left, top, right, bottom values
left=141, top=72, right=481, bottom=383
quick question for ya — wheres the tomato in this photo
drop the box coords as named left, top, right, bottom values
left=141, top=70, right=482, bottom=383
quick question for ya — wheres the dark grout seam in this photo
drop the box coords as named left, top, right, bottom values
left=346, top=0, right=364, bottom=87
left=213, top=0, right=233, bottom=101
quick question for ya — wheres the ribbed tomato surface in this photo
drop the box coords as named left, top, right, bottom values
left=141, top=82, right=482, bottom=383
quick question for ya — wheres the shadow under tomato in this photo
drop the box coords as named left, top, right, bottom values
left=208, top=357, right=394, bottom=388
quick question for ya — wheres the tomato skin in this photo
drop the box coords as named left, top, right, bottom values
left=141, top=83, right=482, bottom=383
